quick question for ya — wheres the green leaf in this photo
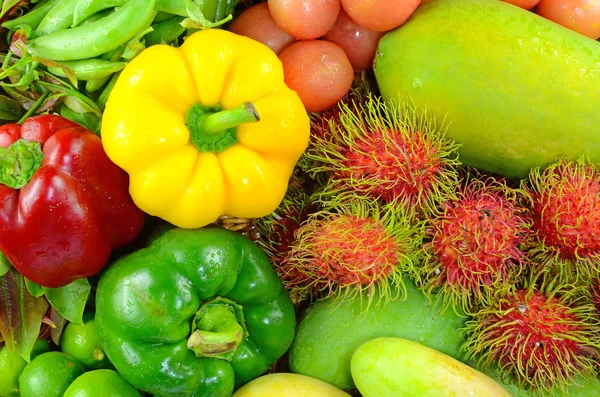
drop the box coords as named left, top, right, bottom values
left=0, top=252, right=11, bottom=276
left=48, top=308, right=66, bottom=346
left=60, top=106, right=101, bottom=134
left=43, top=278, right=90, bottom=325
left=0, top=0, right=22, bottom=22
left=24, top=278, right=43, bottom=298
left=182, top=0, right=231, bottom=29
left=0, top=269, right=49, bottom=363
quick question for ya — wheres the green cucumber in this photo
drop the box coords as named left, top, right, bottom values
left=287, top=279, right=465, bottom=390
left=374, top=0, right=600, bottom=179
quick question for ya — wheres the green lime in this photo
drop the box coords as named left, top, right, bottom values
left=19, top=351, right=85, bottom=397
left=61, top=312, right=111, bottom=370
left=0, top=339, right=51, bottom=396
left=63, top=369, right=141, bottom=397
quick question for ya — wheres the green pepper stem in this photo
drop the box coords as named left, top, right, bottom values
left=185, top=102, right=260, bottom=153
left=0, top=139, right=44, bottom=189
left=202, top=102, right=260, bottom=134
left=187, top=297, right=248, bottom=361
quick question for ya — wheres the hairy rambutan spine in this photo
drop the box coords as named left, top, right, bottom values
left=462, top=275, right=600, bottom=395
left=419, top=178, right=531, bottom=315
left=255, top=170, right=315, bottom=268
left=524, top=157, right=600, bottom=283
left=279, top=199, right=423, bottom=307
left=305, top=93, right=461, bottom=215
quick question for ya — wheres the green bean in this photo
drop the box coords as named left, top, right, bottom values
left=96, top=71, right=120, bottom=110
left=2, top=0, right=62, bottom=30
left=78, top=8, right=114, bottom=25
left=152, top=11, right=174, bottom=22
left=27, top=0, right=156, bottom=61
left=85, top=45, right=126, bottom=93
left=144, top=16, right=185, bottom=46
left=72, top=0, right=124, bottom=27
left=47, top=59, right=127, bottom=81
left=36, top=0, right=81, bottom=35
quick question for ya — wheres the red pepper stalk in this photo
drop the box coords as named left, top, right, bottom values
left=0, top=115, right=145, bottom=288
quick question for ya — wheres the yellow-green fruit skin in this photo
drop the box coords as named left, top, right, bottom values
left=374, top=0, right=600, bottom=179
left=351, top=337, right=512, bottom=397
left=232, top=373, right=352, bottom=397
left=63, top=369, right=141, bottom=397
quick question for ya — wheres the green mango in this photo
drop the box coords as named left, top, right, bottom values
left=351, top=337, right=512, bottom=397
left=288, top=279, right=465, bottom=390
left=374, top=0, right=600, bottom=179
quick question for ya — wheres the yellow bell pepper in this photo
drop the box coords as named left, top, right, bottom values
left=101, top=29, right=310, bottom=228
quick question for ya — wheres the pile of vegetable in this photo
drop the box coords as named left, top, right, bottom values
left=1, top=0, right=600, bottom=396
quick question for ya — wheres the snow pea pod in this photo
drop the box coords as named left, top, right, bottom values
left=72, top=0, right=125, bottom=27
left=27, top=0, right=156, bottom=61
left=85, top=45, right=126, bottom=92
left=73, top=0, right=192, bottom=27
left=47, top=59, right=127, bottom=81
left=144, top=16, right=185, bottom=46
left=1, top=0, right=62, bottom=30
left=36, top=0, right=81, bottom=35
left=78, top=8, right=114, bottom=25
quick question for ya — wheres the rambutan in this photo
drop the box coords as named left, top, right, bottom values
left=462, top=276, right=600, bottom=395
left=419, top=178, right=531, bottom=314
left=279, top=199, right=423, bottom=306
left=305, top=93, right=460, bottom=215
left=524, top=157, right=600, bottom=282
left=591, top=278, right=600, bottom=313
left=255, top=172, right=315, bottom=268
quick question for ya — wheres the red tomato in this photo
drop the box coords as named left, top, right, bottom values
left=279, top=40, right=354, bottom=113
left=229, top=3, right=296, bottom=55
left=323, top=10, right=384, bottom=70
left=268, top=0, right=341, bottom=40
left=537, top=0, right=600, bottom=39
left=340, top=0, right=421, bottom=32
left=501, top=0, right=540, bottom=9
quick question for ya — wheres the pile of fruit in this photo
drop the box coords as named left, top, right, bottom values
left=1, top=0, right=600, bottom=396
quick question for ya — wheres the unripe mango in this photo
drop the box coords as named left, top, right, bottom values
left=374, top=0, right=600, bottom=179
left=351, top=337, right=512, bottom=397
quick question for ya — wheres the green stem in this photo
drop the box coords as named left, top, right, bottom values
left=187, top=297, right=247, bottom=361
left=17, top=91, right=49, bottom=124
left=0, top=139, right=44, bottom=189
left=186, top=102, right=260, bottom=153
left=202, top=102, right=259, bottom=134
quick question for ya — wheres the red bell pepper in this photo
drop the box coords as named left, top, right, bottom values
left=0, top=115, right=144, bottom=288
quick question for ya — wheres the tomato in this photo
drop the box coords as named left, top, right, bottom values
left=323, top=10, right=384, bottom=70
left=501, top=0, right=540, bottom=9
left=340, top=0, right=421, bottom=32
left=268, top=0, right=341, bottom=40
left=279, top=40, right=354, bottom=113
left=537, top=0, right=600, bottom=39
left=228, top=3, right=296, bottom=55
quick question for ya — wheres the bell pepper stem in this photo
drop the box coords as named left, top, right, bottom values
left=202, top=102, right=260, bottom=135
left=187, top=297, right=248, bottom=361
left=186, top=102, right=260, bottom=153
left=0, top=139, right=44, bottom=189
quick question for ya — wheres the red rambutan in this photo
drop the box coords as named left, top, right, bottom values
left=279, top=199, right=423, bottom=306
left=463, top=278, right=600, bottom=394
left=419, top=178, right=531, bottom=313
left=305, top=94, right=461, bottom=215
left=255, top=174, right=315, bottom=268
left=524, top=157, right=600, bottom=281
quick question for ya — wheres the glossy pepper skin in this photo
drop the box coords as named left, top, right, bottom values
left=101, top=29, right=310, bottom=229
left=95, top=227, right=296, bottom=397
left=0, top=115, right=144, bottom=287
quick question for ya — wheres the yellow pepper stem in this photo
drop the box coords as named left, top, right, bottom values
left=186, top=102, right=260, bottom=153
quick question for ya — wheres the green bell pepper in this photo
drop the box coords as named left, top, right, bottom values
left=95, top=227, right=296, bottom=397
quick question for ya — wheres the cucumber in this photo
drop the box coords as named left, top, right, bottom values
left=287, top=279, right=465, bottom=390
left=374, top=0, right=600, bottom=179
